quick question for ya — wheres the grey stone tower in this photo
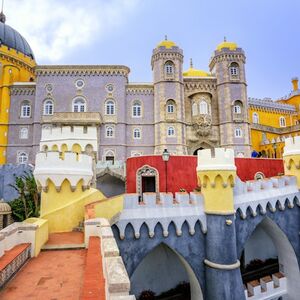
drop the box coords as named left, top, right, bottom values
left=151, top=38, right=187, bottom=155
left=209, top=41, right=251, bottom=157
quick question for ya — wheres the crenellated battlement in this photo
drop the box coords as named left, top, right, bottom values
left=234, top=175, right=299, bottom=218
left=197, top=148, right=236, bottom=171
left=40, top=125, right=97, bottom=153
left=33, top=151, right=93, bottom=190
left=283, top=136, right=300, bottom=157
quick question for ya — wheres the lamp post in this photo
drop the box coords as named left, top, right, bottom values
left=272, top=142, right=277, bottom=158
left=162, top=149, right=170, bottom=193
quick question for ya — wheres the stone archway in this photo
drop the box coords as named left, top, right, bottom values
left=240, top=217, right=300, bottom=299
left=130, top=243, right=203, bottom=300
left=136, top=165, right=159, bottom=195
left=192, top=141, right=214, bottom=156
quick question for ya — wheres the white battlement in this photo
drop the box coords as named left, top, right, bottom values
left=34, top=151, right=93, bottom=189
left=197, top=148, right=236, bottom=171
left=283, top=136, right=300, bottom=157
left=244, top=272, right=287, bottom=300
left=115, top=192, right=206, bottom=239
left=234, top=175, right=299, bottom=218
left=40, top=125, right=97, bottom=153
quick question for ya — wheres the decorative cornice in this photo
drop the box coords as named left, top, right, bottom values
left=0, top=52, right=35, bottom=73
left=248, top=97, right=296, bottom=113
left=209, top=50, right=245, bottom=69
left=10, top=85, right=36, bottom=96
left=151, top=51, right=184, bottom=66
left=184, top=78, right=217, bottom=94
left=126, top=84, right=154, bottom=95
left=35, top=65, right=130, bottom=77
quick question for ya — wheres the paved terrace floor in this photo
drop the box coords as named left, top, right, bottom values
left=0, top=232, right=86, bottom=300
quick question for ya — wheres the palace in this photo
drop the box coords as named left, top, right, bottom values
left=0, top=14, right=299, bottom=167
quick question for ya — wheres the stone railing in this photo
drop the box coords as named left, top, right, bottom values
left=42, top=112, right=102, bottom=125
left=115, top=192, right=206, bottom=239
left=251, top=123, right=300, bottom=134
left=84, top=218, right=135, bottom=300
left=244, top=272, right=287, bottom=300
left=234, top=176, right=299, bottom=218
left=96, top=160, right=126, bottom=181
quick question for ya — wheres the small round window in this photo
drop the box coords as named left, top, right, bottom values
left=45, top=84, right=53, bottom=93
left=75, top=79, right=85, bottom=89
left=106, top=84, right=114, bottom=92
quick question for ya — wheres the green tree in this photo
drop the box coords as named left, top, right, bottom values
left=9, top=172, right=40, bottom=221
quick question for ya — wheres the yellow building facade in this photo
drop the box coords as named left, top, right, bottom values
left=0, top=14, right=36, bottom=164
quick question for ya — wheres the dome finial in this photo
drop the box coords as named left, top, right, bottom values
left=190, top=58, right=193, bottom=68
left=224, top=36, right=227, bottom=42
left=165, top=35, right=168, bottom=41
left=0, top=0, right=6, bottom=23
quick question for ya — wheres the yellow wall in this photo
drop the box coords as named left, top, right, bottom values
left=24, top=217, right=49, bottom=256
left=93, top=194, right=124, bottom=221
left=40, top=179, right=106, bottom=233
left=0, top=45, right=36, bottom=164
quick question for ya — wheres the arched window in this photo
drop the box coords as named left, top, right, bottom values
left=252, top=112, right=259, bottom=124
left=132, top=100, right=141, bottom=117
left=166, top=99, right=176, bottom=114
left=73, top=97, right=86, bottom=112
left=43, top=99, right=54, bottom=115
left=192, top=102, right=198, bottom=116
left=279, top=116, right=286, bottom=127
left=20, top=101, right=31, bottom=118
left=19, top=127, right=28, bottom=139
left=104, top=149, right=115, bottom=164
left=105, top=99, right=115, bottom=115
left=167, top=126, right=175, bottom=137
left=233, top=100, right=243, bottom=114
left=133, top=128, right=141, bottom=139
left=165, top=61, right=174, bottom=75
left=105, top=126, right=114, bottom=138
left=229, top=62, right=239, bottom=78
left=199, top=100, right=208, bottom=114
left=17, top=152, right=28, bottom=164
left=234, top=128, right=242, bottom=137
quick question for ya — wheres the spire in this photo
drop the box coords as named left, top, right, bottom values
left=224, top=36, right=227, bottom=42
left=0, top=0, right=5, bottom=23
left=190, top=58, right=193, bottom=68
left=165, top=35, right=167, bottom=41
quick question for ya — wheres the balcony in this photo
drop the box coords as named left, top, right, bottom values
left=251, top=123, right=300, bottom=134
left=232, top=113, right=245, bottom=123
left=42, top=112, right=102, bottom=125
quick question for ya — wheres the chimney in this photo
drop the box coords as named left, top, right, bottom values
left=292, top=77, right=299, bottom=91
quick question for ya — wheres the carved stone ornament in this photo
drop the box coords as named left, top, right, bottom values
left=192, top=114, right=212, bottom=136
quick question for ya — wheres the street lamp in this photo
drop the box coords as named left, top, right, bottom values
left=162, top=149, right=170, bottom=193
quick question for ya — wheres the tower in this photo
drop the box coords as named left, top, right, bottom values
left=197, top=148, right=245, bottom=300
left=151, top=37, right=187, bottom=155
left=209, top=40, right=251, bottom=157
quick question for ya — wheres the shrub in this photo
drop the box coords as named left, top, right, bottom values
left=138, top=290, right=156, bottom=300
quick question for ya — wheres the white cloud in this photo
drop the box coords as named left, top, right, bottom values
left=5, top=0, right=140, bottom=62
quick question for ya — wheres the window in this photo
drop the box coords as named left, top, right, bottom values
left=104, top=150, right=115, bottom=164
left=75, top=79, right=85, bottom=89
left=192, top=102, right=198, bottom=116
left=166, top=99, right=175, bottom=113
left=167, top=126, right=175, bottom=137
left=233, top=105, right=241, bottom=114
left=21, top=101, right=31, bottom=118
left=105, top=99, right=115, bottom=115
left=17, top=152, right=28, bottom=164
left=165, top=61, right=174, bottom=75
left=279, top=116, right=286, bottom=127
left=229, top=62, right=239, bottom=78
left=105, top=126, right=114, bottom=138
left=132, top=101, right=141, bottom=117
left=73, top=97, right=86, bottom=112
left=43, top=99, right=54, bottom=115
left=133, top=128, right=141, bottom=139
left=234, top=128, right=242, bottom=137
left=131, top=151, right=142, bottom=157
left=199, top=100, right=208, bottom=114
left=252, top=112, right=259, bottom=124
left=19, top=127, right=28, bottom=139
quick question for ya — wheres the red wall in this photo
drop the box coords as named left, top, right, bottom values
left=126, top=155, right=284, bottom=194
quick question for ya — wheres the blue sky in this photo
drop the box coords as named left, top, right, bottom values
left=6, top=0, right=300, bottom=99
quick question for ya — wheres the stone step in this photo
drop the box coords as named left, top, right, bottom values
left=41, top=243, right=85, bottom=251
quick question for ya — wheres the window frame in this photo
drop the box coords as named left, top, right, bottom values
left=279, top=116, right=286, bottom=127
left=252, top=112, right=259, bottom=124
left=72, top=97, right=86, bottom=113
left=105, top=125, right=114, bottom=138
left=20, top=101, right=31, bottom=118
left=133, top=128, right=141, bottom=139
left=234, top=127, right=243, bottom=138
left=167, top=126, right=175, bottom=137
left=17, top=152, right=28, bottom=164
left=199, top=100, right=208, bottom=115
left=132, top=100, right=142, bottom=118
left=19, top=127, right=29, bottom=140
left=105, top=99, right=115, bottom=115
left=164, top=61, right=174, bottom=75
left=43, top=99, right=54, bottom=115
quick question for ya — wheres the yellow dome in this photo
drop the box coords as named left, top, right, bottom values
left=216, top=41, right=238, bottom=51
left=183, top=60, right=210, bottom=77
left=157, top=38, right=176, bottom=49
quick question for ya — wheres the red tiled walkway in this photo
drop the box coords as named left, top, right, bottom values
left=46, top=231, right=84, bottom=245
left=0, top=249, right=86, bottom=300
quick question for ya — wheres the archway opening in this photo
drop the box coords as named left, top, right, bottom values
left=96, top=173, right=125, bottom=198
left=130, top=243, right=203, bottom=300
left=240, top=218, right=300, bottom=299
left=193, top=147, right=204, bottom=155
